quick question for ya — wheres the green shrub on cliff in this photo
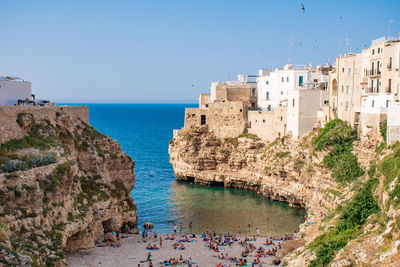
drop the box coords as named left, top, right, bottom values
left=380, top=119, right=387, bottom=142
left=309, top=178, right=379, bottom=267
left=313, top=119, right=363, bottom=183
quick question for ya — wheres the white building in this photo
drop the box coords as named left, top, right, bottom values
left=0, top=76, right=32, bottom=105
left=256, top=64, right=329, bottom=111
left=387, top=100, right=400, bottom=144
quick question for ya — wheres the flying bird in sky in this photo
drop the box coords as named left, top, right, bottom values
left=301, top=3, right=305, bottom=14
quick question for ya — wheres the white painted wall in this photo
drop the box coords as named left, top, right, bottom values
left=287, top=89, right=321, bottom=138
left=0, top=80, right=32, bottom=105
left=387, top=101, right=400, bottom=144
left=360, top=94, right=394, bottom=115
left=257, top=64, right=327, bottom=111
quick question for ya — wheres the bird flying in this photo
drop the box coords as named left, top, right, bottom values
left=301, top=3, right=305, bottom=14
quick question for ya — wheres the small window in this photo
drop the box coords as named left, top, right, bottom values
left=240, top=109, right=242, bottom=112
left=342, top=67, right=345, bottom=73
left=263, top=119, right=266, bottom=123
left=266, top=80, right=269, bottom=85
left=280, top=116, right=283, bottom=121
left=205, top=104, right=209, bottom=108
left=299, top=76, right=303, bottom=86
left=292, top=99, right=295, bottom=107
left=266, top=92, right=270, bottom=99
left=286, top=77, right=289, bottom=82
left=201, top=115, right=206, bottom=125
left=372, top=49, right=375, bottom=55
left=281, top=77, right=284, bottom=82
left=386, top=100, right=389, bottom=108
left=342, top=85, right=344, bottom=93
left=345, top=101, right=348, bottom=111
left=281, top=91, right=283, bottom=95
left=372, top=100, right=375, bottom=108
left=251, top=88, right=256, bottom=97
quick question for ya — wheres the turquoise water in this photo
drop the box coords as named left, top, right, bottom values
left=66, top=104, right=305, bottom=235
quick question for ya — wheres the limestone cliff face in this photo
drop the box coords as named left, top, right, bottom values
left=169, top=124, right=400, bottom=266
left=169, top=126, right=337, bottom=211
left=0, top=107, right=137, bottom=266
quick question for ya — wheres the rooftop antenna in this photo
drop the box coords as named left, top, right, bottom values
left=345, top=34, right=351, bottom=54
left=388, top=20, right=395, bottom=39
left=288, top=38, right=294, bottom=64
left=338, top=40, right=343, bottom=57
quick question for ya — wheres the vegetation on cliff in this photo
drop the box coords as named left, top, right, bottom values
left=313, top=119, right=363, bottom=183
left=0, top=112, right=136, bottom=266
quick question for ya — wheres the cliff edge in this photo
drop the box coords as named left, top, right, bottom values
left=0, top=106, right=137, bottom=266
left=169, top=120, right=400, bottom=266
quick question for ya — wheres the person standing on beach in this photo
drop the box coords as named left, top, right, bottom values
left=256, top=228, right=260, bottom=236
left=173, top=223, right=177, bottom=234
left=159, top=236, right=163, bottom=248
left=187, top=257, right=193, bottom=267
left=147, top=252, right=151, bottom=261
left=237, top=226, right=241, bottom=233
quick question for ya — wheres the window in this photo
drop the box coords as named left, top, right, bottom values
left=281, top=91, right=283, bottom=95
left=201, top=115, right=206, bottom=125
left=378, top=48, right=380, bottom=53
left=345, top=101, right=348, bottom=111
left=240, top=109, right=242, bottom=112
left=266, top=92, right=270, bottom=99
left=371, top=80, right=374, bottom=91
left=205, top=104, right=209, bottom=108
left=263, top=119, right=266, bottom=123
left=386, top=100, right=389, bottom=108
left=286, top=77, right=289, bottom=82
left=372, top=100, right=375, bottom=108
left=281, top=77, right=284, bottom=82
left=280, top=116, right=283, bottom=121
left=388, top=79, right=392, bottom=93
left=266, top=80, right=269, bottom=85
left=346, top=86, right=349, bottom=95
left=292, top=99, right=295, bottom=107
left=299, top=76, right=303, bottom=86
left=251, top=88, right=256, bottom=97
left=342, top=85, right=344, bottom=93
left=377, top=61, right=380, bottom=73
left=377, top=79, right=380, bottom=93
left=342, top=67, right=345, bottom=73
left=372, top=49, right=375, bottom=55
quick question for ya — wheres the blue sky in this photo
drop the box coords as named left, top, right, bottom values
left=1, top=0, right=399, bottom=103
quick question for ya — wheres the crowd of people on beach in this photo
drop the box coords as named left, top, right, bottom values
left=96, top=220, right=297, bottom=266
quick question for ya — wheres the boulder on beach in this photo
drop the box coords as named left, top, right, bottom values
left=143, top=222, right=154, bottom=229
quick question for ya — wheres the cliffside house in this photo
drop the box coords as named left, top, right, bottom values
left=328, top=36, right=400, bottom=136
left=0, top=76, right=33, bottom=105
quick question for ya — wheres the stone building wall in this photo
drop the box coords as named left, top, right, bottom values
left=182, top=101, right=247, bottom=138
left=248, top=107, right=287, bottom=141
left=0, top=105, right=89, bottom=144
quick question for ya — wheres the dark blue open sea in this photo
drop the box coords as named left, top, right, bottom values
left=64, top=104, right=305, bottom=235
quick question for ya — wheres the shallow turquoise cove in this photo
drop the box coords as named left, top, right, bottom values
left=64, top=103, right=305, bottom=235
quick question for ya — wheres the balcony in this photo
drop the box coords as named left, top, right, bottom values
left=365, top=69, right=381, bottom=77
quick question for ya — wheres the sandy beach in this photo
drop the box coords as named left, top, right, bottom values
left=66, top=233, right=287, bottom=267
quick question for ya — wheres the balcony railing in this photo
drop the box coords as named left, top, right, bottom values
left=365, top=69, right=381, bottom=77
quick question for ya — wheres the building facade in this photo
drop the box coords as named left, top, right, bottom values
left=0, top=76, right=32, bottom=106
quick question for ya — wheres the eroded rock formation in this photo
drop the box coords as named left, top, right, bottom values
left=0, top=107, right=137, bottom=266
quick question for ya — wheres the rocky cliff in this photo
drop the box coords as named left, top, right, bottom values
left=0, top=107, right=137, bottom=266
left=169, top=121, right=400, bottom=266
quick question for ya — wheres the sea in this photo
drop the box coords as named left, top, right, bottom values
left=64, top=103, right=305, bottom=236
